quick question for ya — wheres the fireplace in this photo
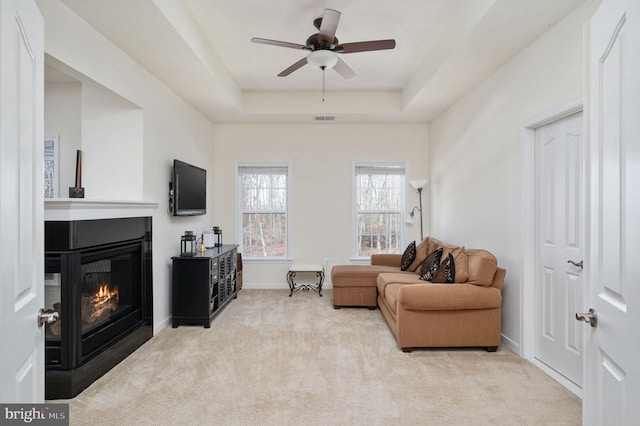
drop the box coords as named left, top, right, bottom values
left=44, top=216, right=153, bottom=399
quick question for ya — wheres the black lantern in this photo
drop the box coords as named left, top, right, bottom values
left=181, top=231, right=197, bottom=257
left=213, top=226, right=223, bottom=248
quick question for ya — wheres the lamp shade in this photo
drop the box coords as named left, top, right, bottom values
left=409, top=179, right=428, bottom=190
left=406, top=213, right=415, bottom=224
left=307, top=50, right=338, bottom=70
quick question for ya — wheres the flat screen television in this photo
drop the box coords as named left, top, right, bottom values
left=172, top=159, right=206, bottom=216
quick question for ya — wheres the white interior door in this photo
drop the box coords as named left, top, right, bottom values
left=0, top=0, right=45, bottom=402
left=583, top=0, right=640, bottom=423
left=534, top=112, right=584, bottom=388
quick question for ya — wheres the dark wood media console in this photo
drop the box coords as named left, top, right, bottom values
left=171, top=245, right=238, bottom=328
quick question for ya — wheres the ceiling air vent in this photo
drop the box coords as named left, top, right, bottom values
left=314, top=115, right=335, bottom=121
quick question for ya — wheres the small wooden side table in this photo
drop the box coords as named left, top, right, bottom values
left=287, top=263, right=324, bottom=297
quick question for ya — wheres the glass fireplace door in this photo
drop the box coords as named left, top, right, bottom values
left=44, top=264, right=63, bottom=367
left=44, top=241, right=145, bottom=368
left=80, top=243, right=143, bottom=358
left=81, top=248, right=141, bottom=336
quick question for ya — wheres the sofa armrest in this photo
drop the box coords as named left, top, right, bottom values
left=398, top=283, right=502, bottom=311
left=371, top=254, right=402, bottom=267
left=491, top=267, right=506, bottom=291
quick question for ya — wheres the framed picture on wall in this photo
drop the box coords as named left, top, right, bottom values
left=44, top=135, right=59, bottom=198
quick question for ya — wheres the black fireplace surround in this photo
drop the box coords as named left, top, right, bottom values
left=44, top=217, right=153, bottom=399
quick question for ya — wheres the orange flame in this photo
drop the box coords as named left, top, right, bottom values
left=94, top=284, right=119, bottom=304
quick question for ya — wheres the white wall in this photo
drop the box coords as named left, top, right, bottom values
left=44, top=82, right=81, bottom=192
left=45, top=78, right=143, bottom=199
left=81, top=80, right=143, bottom=200
left=212, top=123, right=429, bottom=287
left=37, top=0, right=216, bottom=332
left=428, top=0, right=601, bottom=354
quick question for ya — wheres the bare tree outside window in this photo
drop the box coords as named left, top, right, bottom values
left=238, top=165, right=288, bottom=257
left=355, top=163, right=405, bottom=257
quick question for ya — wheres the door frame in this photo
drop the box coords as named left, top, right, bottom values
left=519, top=98, right=583, bottom=397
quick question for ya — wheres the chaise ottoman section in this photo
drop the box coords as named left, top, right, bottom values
left=331, top=265, right=400, bottom=309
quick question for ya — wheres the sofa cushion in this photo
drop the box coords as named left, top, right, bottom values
left=397, top=283, right=502, bottom=311
left=441, top=245, right=469, bottom=283
left=419, top=247, right=443, bottom=281
left=371, top=254, right=402, bottom=267
left=400, top=241, right=416, bottom=271
left=431, top=253, right=455, bottom=283
left=331, top=265, right=401, bottom=288
left=383, top=283, right=405, bottom=315
left=377, top=272, right=424, bottom=297
left=466, top=250, right=498, bottom=286
left=426, top=237, right=443, bottom=259
left=422, top=238, right=468, bottom=282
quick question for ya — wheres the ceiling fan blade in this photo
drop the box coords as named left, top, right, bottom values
left=277, top=57, right=308, bottom=77
left=333, top=57, right=355, bottom=79
left=317, top=8, right=340, bottom=46
left=335, top=39, right=396, bottom=53
left=251, top=37, right=309, bottom=51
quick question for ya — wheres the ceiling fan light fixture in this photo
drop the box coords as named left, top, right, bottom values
left=307, top=50, right=338, bottom=70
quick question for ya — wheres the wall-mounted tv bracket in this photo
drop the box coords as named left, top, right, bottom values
left=168, top=181, right=174, bottom=214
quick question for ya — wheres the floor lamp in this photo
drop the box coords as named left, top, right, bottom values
left=409, top=179, right=428, bottom=240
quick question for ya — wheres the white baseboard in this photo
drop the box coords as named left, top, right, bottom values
left=154, top=316, right=171, bottom=334
left=528, top=358, right=583, bottom=399
left=501, top=334, right=521, bottom=356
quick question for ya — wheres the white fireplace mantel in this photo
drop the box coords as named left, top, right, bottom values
left=44, top=199, right=159, bottom=221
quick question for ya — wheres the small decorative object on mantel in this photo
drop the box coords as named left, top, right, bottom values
left=213, top=226, right=222, bottom=247
left=69, top=149, right=85, bottom=198
left=180, top=231, right=196, bottom=257
left=197, top=233, right=206, bottom=255
left=44, top=135, right=59, bottom=198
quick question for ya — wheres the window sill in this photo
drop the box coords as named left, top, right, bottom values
left=349, top=257, right=372, bottom=265
left=243, top=257, right=293, bottom=264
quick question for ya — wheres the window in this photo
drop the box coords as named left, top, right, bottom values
left=237, top=163, right=289, bottom=258
left=354, top=162, right=405, bottom=258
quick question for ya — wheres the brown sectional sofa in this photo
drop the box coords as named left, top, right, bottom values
left=331, top=237, right=505, bottom=352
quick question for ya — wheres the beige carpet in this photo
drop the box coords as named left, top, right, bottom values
left=59, top=290, right=581, bottom=425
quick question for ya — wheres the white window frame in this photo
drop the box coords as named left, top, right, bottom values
left=236, top=161, right=291, bottom=261
left=352, top=161, right=407, bottom=260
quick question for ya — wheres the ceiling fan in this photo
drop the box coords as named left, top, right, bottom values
left=251, top=8, right=396, bottom=79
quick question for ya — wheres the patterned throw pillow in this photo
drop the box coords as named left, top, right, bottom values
left=431, top=253, right=456, bottom=283
left=407, top=238, right=431, bottom=272
left=400, top=241, right=416, bottom=271
left=419, top=247, right=443, bottom=281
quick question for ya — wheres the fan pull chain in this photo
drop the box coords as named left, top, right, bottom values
left=321, top=66, right=326, bottom=102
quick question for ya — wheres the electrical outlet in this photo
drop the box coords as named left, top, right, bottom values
left=324, top=258, right=330, bottom=267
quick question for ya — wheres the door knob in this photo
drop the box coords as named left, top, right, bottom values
left=575, top=308, right=597, bottom=327
left=37, top=308, right=59, bottom=328
left=567, top=260, right=583, bottom=269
